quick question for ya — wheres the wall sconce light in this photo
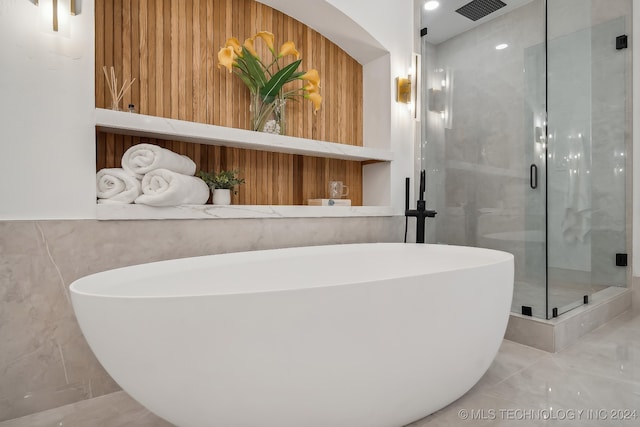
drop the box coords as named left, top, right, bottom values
left=428, top=67, right=453, bottom=129
left=30, top=0, right=78, bottom=32
left=396, top=53, right=421, bottom=121
left=535, top=126, right=544, bottom=143
left=396, top=77, right=411, bottom=104
left=428, top=88, right=445, bottom=113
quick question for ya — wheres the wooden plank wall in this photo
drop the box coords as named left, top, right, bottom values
left=96, top=134, right=363, bottom=205
left=95, top=0, right=364, bottom=205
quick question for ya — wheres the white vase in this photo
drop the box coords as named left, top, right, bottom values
left=212, top=189, right=231, bottom=205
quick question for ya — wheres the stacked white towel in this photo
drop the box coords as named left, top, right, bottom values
left=96, top=143, right=208, bottom=207
left=121, top=143, right=196, bottom=179
left=135, top=168, right=210, bottom=206
left=96, top=168, right=141, bottom=204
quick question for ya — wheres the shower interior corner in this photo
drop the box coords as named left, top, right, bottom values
left=418, top=0, right=632, bottom=325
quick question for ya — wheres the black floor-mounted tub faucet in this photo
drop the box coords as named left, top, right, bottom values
left=405, top=170, right=437, bottom=244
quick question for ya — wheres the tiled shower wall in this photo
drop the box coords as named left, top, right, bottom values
left=0, top=217, right=403, bottom=422
left=424, top=0, right=632, bottom=294
left=424, top=0, right=546, bottom=275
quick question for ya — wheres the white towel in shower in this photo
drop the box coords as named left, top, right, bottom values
left=121, top=143, right=197, bottom=179
left=135, top=169, right=209, bottom=206
left=96, top=168, right=142, bottom=204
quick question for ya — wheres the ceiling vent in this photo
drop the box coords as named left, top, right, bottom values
left=455, top=0, right=507, bottom=21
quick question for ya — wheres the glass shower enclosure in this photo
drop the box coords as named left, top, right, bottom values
left=420, top=0, right=631, bottom=319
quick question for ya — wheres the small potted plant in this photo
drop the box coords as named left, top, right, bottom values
left=197, top=170, right=245, bottom=205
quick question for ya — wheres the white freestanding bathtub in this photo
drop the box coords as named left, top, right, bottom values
left=70, top=243, right=513, bottom=427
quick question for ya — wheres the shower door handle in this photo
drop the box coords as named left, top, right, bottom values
left=530, top=164, right=538, bottom=189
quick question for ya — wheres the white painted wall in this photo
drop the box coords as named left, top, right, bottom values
left=327, top=0, right=417, bottom=212
left=255, top=0, right=388, bottom=63
left=0, top=0, right=96, bottom=219
left=0, top=0, right=415, bottom=219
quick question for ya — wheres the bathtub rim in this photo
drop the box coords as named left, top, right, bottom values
left=69, top=242, right=514, bottom=299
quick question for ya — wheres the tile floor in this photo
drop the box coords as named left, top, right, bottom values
left=2, top=311, right=639, bottom=427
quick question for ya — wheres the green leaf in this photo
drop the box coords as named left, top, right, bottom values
left=233, top=59, right=251, bottom=76
left=260, top=60, right=302, bottom=103
left=241, top=47, right=268, bottom=88
left=196, top=170, right=245, bottom=190
left=234, top=70, right=257, bottom=93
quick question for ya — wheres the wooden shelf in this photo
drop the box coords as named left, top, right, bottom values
left=95, top=108, right=393, bottom=163
left=97, top=204, right=397, bottom=220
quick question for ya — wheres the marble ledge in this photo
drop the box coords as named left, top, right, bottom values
left=95, top=109, right=394, bottom=162
left=96, top=204, right=398, bottom=220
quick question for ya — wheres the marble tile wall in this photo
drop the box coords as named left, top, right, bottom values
left=0, top=217, right=403, bottom=422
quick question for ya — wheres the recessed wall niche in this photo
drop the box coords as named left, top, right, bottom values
left=95, top=0, right=365, bottom=205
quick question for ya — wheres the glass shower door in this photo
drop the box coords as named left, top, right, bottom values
left=419, top=0, right=631, bottom=320
left=546, top=0, right=631, bottom=318
left=421, top=0, right=548, bottom=318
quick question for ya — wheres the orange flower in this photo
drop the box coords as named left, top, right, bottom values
left=255, top=31, right=275, bottom=53
left=301, top=69, right=321, bottom=87
left=225, top=37, right=243, bottom=56
left=217, top=46, right=236, bottom=72
left=278, top=41, right=300, bottom=59
left=243, top=37, right=259, bottom=58
left=304, top=82, right=320, bottom=95
left=305, top=92, right=322, bottom=114
left=216, top=30, right=321, bottom=121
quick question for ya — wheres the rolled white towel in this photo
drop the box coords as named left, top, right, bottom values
left=96, top=168, right=141, bottom=204
left=122, top=143, right=196, bottom=179
left=135, top=169, right=210, bottom=206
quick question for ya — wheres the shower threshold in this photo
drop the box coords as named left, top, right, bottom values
left=511, top=280, right=609, bottom=319
left=504, top=286, right=631, bottom=352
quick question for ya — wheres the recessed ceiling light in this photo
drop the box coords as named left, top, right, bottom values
left=424, top=1, right=440, bottom=11
left=495, top=43, right=509, bottom=50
